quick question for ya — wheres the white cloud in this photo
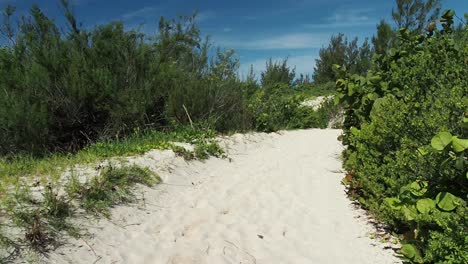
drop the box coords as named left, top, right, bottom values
left=196, top=11, right=215, bottom=23
left=329, top=8, right=373, bottom=23
left=216, top=33, right=330, bottom=50
left=304, top=8, right=376, bottom=29
left=122, top=6, right=159, bottom=20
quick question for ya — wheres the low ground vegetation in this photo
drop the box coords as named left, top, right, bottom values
left=0, top=164, right=160, bottom=261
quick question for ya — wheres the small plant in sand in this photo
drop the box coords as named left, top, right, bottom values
left=0, top=164, right=160, bottom=260
left=194, top=141, right=225, bottom=160
left=1, top=183, right=70, bottom=254
left=67, top=165, right=161, bottom=216
left=171, top=145, right=196, bottom=161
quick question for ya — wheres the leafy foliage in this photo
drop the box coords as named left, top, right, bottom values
left=337, top=10, right=467, bottom=263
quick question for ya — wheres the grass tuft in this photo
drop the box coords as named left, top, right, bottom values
left=194, top=141, right=225, bottom=160
left=67, top=165, right=160, bottom=216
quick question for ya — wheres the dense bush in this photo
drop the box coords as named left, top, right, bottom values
left=337, top=10, right=467, bottom=263
left=0, top=4, right=255, bottom=156
left=0, top=3, right=334, bottom=157
left=248, top=82, right=339, bottom=132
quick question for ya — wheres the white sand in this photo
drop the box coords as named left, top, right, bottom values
left=48, top=129, right=400, bottom=264
left=300, top=96, right=331, bottom=110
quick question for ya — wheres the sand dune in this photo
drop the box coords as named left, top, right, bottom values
left=49, top=129, right=400, bottom=264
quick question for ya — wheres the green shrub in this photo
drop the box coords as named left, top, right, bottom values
left=296, top=82, right=336, bottom=97
left=337, top=10, right=467, bottom=263
left=248, top=84, right=336, bottom=132
left=0, top=4, right=251, bottom=156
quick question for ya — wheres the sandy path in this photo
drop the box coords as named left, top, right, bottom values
left=50, top=129, right=400, bottom=264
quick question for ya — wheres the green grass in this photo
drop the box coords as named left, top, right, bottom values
left=0, top=126, right=225, bottom=261
left=0, top=127, right=217, bottom=184
left=67, top=164, right=160, bottom=216
left=0, top=164, right=161, bottom=258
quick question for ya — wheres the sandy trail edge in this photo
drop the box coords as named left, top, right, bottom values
left=48, top=129, right=401, bottom=264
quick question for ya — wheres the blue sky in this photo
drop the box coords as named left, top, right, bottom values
left=1, top=0, right=467, bottom=77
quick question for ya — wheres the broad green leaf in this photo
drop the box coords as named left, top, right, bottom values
left=350, top=127, right=360, bottom=136
left=399, top=244, right=423, bottom=263
left=348, top=83, right=355, bottom=96
left=332, top=64, right=342, bottom=71
left=435, top=192, right=459, bottom=211
left=409, top=181, right=428, bottom=197
left=431, top=132, right=453, bottom=151
left=402, top=205, right=418, bottom=221
left=368, top=75, right=381, bottom=84
left=416, top=198, right=435, bottom=214
left=336, top=79, right=346, bottom=89
left=334, top=95, right=341, bottom=105
left=463, top=118, right=468, bottom=129
left=384, top=197, right=402, bottom=210
left=442, top=9, right=455, bottom=19
left=451, top=136, right=468, bottom=153
left=455, top=155, right=465, bottom=170
left=417, top=146, right=429, bottom=156
left=400, top=244, right=416, bottom=259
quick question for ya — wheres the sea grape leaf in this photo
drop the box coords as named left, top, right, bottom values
left=350, top=127, right=360, bottom=136
left=435, top=192, right=459, bottom=211
left=409, top=181, right=428, bottom=197
left=399, top=244, right=423, bottom=263
left=402, top=205, right=418, bottom=221
left=417, top=146, right=429, bottom=156
left=451, top=136, right=468, bottom=153
left=416, top=198, right=435, bottom=214
left=442, top=9, right=455, bottom=19
left=455, top=155, right=465, bottom=170
left=431, top=132, right=452, bottom=151
left=384, top=197, right=402, bottom=210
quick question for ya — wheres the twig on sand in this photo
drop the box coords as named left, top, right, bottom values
left=81, top=239, right=101, bottom=264
left=123, top=223, right=141, bottom=228
left=160, top=183, right=192, bottom=187
left=93, top=257, right=103, bottom=264
left=245, top=251, right=257, bottom=264
left=107, top=219, right=125, bottom=229
left=182, top=104, right=194, bottom=129
left=224, top=240, right=239, bottom=249
left=224, top=240, right=257, bottom=264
